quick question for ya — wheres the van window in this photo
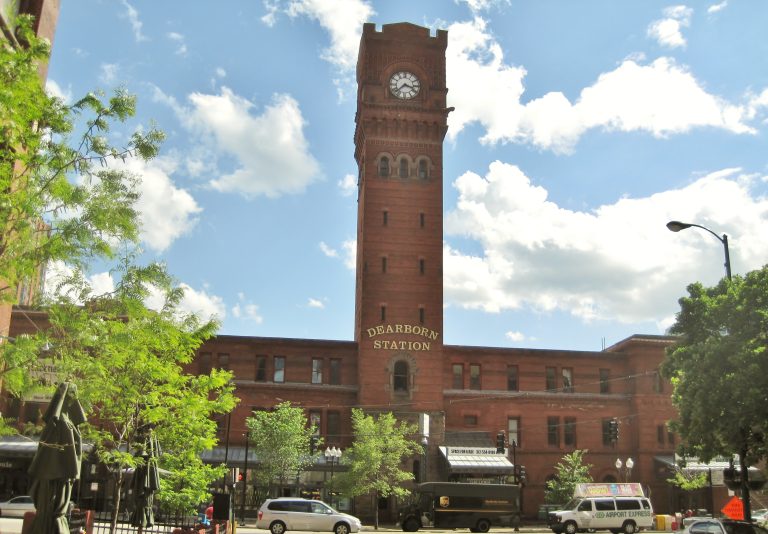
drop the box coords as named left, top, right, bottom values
left=578, top=501, right=593, bottom=512
left=616, top=499, right=641, bottom=511
left=594, top=500, right=616, bottom=511
left=641, top=499, right=651, bottom=510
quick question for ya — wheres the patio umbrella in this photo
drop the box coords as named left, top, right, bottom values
left=27, top=381, right=86, bottom=534
left=129, top=432, right=161, bottom=531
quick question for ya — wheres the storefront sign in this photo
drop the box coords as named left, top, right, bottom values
left=446, top=447, right=499, bottom=456
left=366, top=324, right=440, bottom=351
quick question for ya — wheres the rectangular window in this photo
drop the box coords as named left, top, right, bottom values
left=547, top=416, right=560, bottom=447
left=546, top=367, right=557, bottom=392
left=381, top=305, right=386, bottom=322
left=562, top=368, right=573, bottom=393
left=199, top=352, right=212, bottom=374
left=653, top=371, right=664, bottom=393
left=508, top=417, right=520, bottom=447
left=327, top=411, right=341, bottom=444
left=452, top=364, right=463, bottom=389
left=419, top=258, right=425, bottom=275
left=309, top=411, right=322, bottom=434
left=255, top=355, right=267, bottom=382
left=383, top=210, right=388, bottom=226
left=274, top=356, right=285, bottom=383
left=469, top=364, right=481, bottom=390
left=667, top=429, right=675, bottom=446
left=217, top=353, right=230, bottom=370
left=420, top=213, right=425, bottom=228
left=600, top=368, right=610, bottom=394
left=419, top=307, right=425, bottom=324
left=382, top=257, right=387, bottom=273
left=507, top=365, right=519, bottom=391
left=564, top=417, right=576, bottom=446
left=602, top=418, right=613, bottom=446
left=329, top=358, right=341, bottom=385
left=463, top=414, right=478, bottom=426
left=312, top=358, right=323, bottom=384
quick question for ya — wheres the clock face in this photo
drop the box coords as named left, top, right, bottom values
left=389, top=71, right=421, bottom=99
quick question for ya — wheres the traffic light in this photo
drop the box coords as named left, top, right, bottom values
left=496, top=431, right=506, bottom=454
left=310, top=436, right=318, bottom=454
left=518, top=465, right=526, bottom=483
left=609, top=419, right=619, bottom=443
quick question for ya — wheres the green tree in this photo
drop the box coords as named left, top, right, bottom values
left=545, top=450, right=593, bottom=505
left=333, top=409, right=422, bottom=529
left=245, top=401, right=320, bottom=498
left=0, top=14, right=163, bottom=418
left=661, top=265, right=768, bottom=521
left=21, top=257, right=237, bottom=533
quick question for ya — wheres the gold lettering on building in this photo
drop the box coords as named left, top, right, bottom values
left=366, top=324, right=440, bottom=352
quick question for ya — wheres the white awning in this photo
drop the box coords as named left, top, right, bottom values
left=439, top=446, right=514, bottom=474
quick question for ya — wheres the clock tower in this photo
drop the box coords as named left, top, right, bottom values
left=353, top=23, right=450, bottom=410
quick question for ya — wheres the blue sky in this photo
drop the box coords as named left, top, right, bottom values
left=44, top=0, right=768, bottom=351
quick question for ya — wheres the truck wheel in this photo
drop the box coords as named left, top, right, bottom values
left=564, top=521, right=579, bottom=534
left=622, top=521, right=637, bottom=534
left=475, top=519, right=491, bottom=533
left=403, top=517, right=420, bottom=532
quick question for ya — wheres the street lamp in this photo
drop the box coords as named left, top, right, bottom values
left=421, top=436, right=429, bottom=483
left=615, top=457, right=634, bottom=482
left=324, top=446, right=342, bottom=507
left=666, top=221, right=731, bottom=280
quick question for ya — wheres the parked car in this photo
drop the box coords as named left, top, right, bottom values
left=256, top=497, right=362, bottom=534
left=0, top=495, right=35, bottom=517
left=682, top=518, right=768, bottom=534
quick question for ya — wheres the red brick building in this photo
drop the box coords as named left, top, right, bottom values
left=183, top=22, right=700, bottom=521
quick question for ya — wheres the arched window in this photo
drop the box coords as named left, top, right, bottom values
left=379, top=157, right=390, bottom=177
left=418, top=159, right=428, bottom=179
left=399, top=158, right=409, bottom=178
left=393, top=361, right=409, bottom=392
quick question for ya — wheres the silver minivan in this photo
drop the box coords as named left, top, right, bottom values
left=256, top=498, right=362, bottom=534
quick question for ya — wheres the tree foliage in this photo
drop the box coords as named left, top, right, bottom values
left=0, top=14, right=164, bottom=303
left=333, top=409, right=422, bottom=528
left=245, top=401, right=320, bottom=496
left=660, top=266, right=768, bottom=466
left=14, top=257, right=237, bottom=529
left=545, top=450, right=593, bottom=504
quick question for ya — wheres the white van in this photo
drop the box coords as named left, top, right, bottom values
left=547, top=484, right=653, bottom=534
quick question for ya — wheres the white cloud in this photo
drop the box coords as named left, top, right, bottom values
left=707, top=1, right=728, bottom=14
left=179, top=87, right=321, bottom=198
left=145, top=282, right=226, bottom=323
left=231, top=293, right=263, bottom=324
left=215, top=67, right=227, bottom=78
left=319, top=241, right=338, bottom=258
left=444, top=162, right=768, bottom=325
left=45, top=79, right=72, bottom=104
left=263, top=0, right=374, bottom=71
left=307, top=298, right=325, bottom=309
left=99, top=63, right=119, bottom=85
left=505, top=331, right=525, bottom=342
left=647, top=5, right=693, bottom=48
left=445, top=18, right=756, bottom=153
left=338, top=173, right=357, bottom=196
left=117, top=156, right=202, bottom=252
left=120, top=0, right=147, bottom=42
left=167, top=32, right=187, bottom=55
left=342, top=239, right=357, bottom=270
left=44, top=261, right=115, bottom=301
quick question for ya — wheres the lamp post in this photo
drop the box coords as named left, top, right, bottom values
left=324, top=446, right=342, bottom=507
left=667, top=220, right=754, bottom=520
left=421, top=436, right=429, bottom=483
left=666, top=221, right=731, bottom=280
left=615, top=457, right=634, bottom=482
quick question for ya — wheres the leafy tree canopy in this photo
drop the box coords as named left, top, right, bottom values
left=334, top=409, right=422, bottom=528
left=0, top=14, right=164, bottom=303
left=545, top=450, right=593, bottom=504
left=661, top=266, right=768, bottom=466
left=246, top=401, right=319, bottom=494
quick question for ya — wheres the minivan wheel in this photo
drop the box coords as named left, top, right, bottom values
left=403, top=517, right=420, bottom=532
left=476, top=519, right=491, bottom=533
left=335, top=522, right=351, bottom=534
left=270, top=521, right=287, bottom=534
left=622, top=521, right=637, bottom=534
left=564, top=521, right=578, bottom=534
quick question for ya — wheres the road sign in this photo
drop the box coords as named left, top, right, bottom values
left=722, top=496, right=744, bottom=520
